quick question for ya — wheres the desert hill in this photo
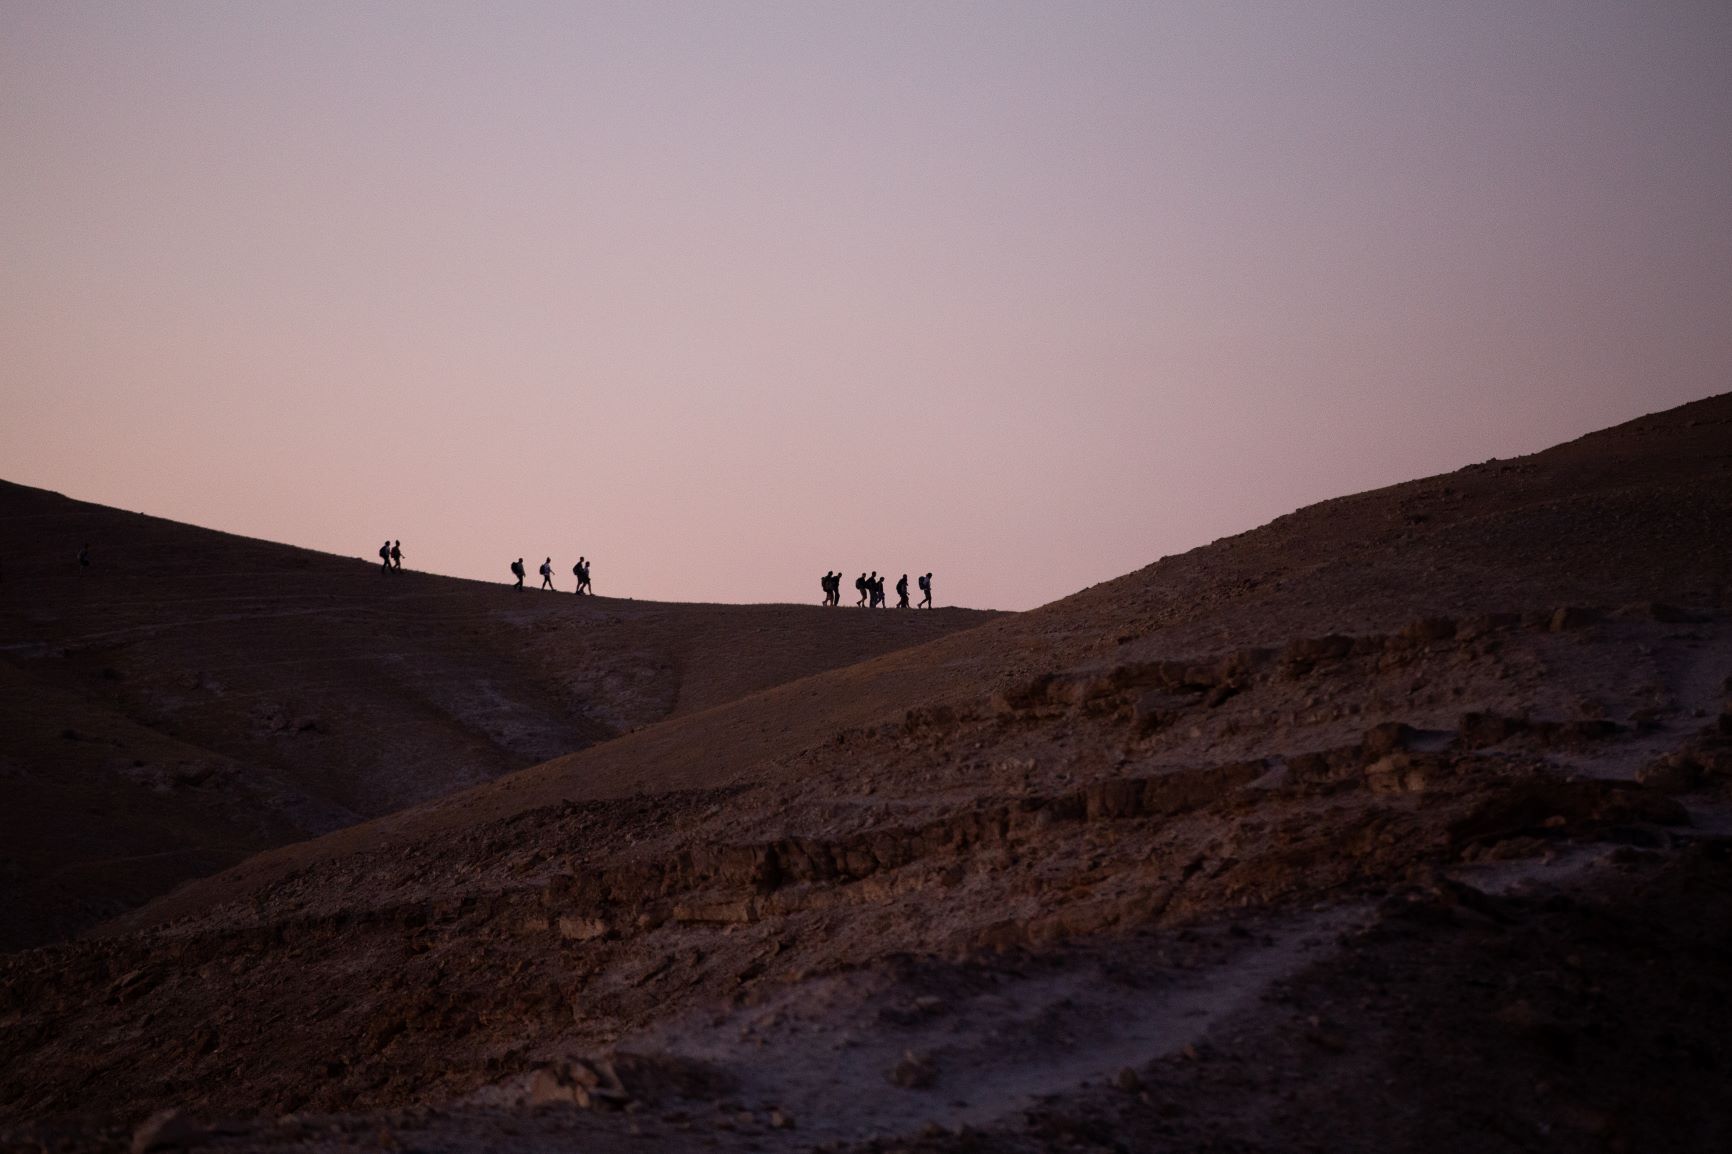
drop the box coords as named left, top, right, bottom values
left=113, top=392, right=1732, bottom=927
left=3, top=394, right=1732, bottom=1152
left=0, top=482, right=996, bottom=950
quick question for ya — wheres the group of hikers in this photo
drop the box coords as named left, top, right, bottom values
left=371, top=543, right=930, bottom=607
left=823, top=570, right=933, bottom=609
left=511, top=556, right=593, bottom=594
left=377, top=540, right=595, bottom=594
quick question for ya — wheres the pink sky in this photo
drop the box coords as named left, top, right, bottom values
left=3, top=2, right=1729, bottom=610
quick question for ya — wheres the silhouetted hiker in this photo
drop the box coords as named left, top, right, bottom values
left=870, top=572, right=885, bottom=608
left=576, top=557, right=592, bottom=595
left=896, top=574, right=910, bottom=608
left=918, top=572, right=932, bottom=609
left=378, top=540, right=391, bottom=574
left=821, top=571, right=837, bottom=606
left=78, top=544, right=90, bottom=569
left=390, top=540, right=403, bottom=571
left=855, top=572, right=868, bottom=607
left=510, top=558, right=526, bottom=588
left=539, top=557, right=555, bottom=590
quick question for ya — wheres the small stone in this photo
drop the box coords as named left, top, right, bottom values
left=1305, top=1030, right=1348, bottom=1053
left=768, top=1109, right=795, bottom=1130
left=132, top=1110, right=205, bottom=1154
left=1115, top=1066, right=1143, bottom=1092
left=1496, top=999, right=1538, bottom=1030
left=558, top=915, right=610, bottom=941
left=889, top=1050, right=936, bottom=1089
left=1549, top=606, right=1602, bottom=632
left=529, top=1067, right=573, bottom=1106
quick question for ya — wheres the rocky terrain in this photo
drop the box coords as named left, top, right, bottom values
left=3, top=394, right=1731, bottom=1152
left=0, top=483, right=993, bottom=949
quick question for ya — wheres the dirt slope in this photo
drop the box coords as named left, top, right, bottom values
left=0, top=483, right=996, bottom=949
left=115, top=392, right=1732, bottom=928
left=3, top=393, right=1731, bottom=1152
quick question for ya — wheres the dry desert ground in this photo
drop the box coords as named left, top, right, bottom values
left=4, top=394, right=1732, bottom=1153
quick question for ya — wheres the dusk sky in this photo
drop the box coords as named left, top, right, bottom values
left=4, top=2, right=1729, bottom=610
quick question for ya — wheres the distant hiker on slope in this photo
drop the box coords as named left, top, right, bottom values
left=855, top=572, right=868, bottom=607
left=896, top=573, right=910, bottom=608
left=539, top=557, right=555, bottom=590
left=918, top=572, right=932, bottom=609
left=821, top=571, right=837, bottom=606
left=870, top=572, right=884, bottom=608
left=379, top=540, right=391, bottom=574
left=576, top=557, right=592, bottom=595
left=390, top=540, right=403, bottom=571
left=510, top=558, right=526, bottom=588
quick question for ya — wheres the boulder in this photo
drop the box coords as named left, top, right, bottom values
left=1637, top=754, right=1703, bottom=794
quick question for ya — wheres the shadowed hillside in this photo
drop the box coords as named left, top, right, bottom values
left=0, top=484, right=997, bottom=949
left=3, top=395, right=1731, bottom=1152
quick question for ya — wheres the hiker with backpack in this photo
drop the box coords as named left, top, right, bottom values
left=510, top=558, right=526, bottom=588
